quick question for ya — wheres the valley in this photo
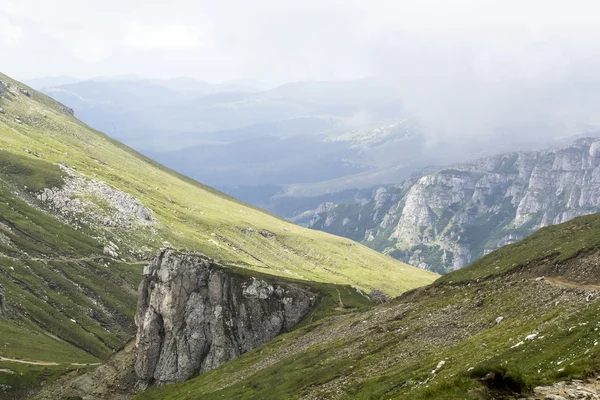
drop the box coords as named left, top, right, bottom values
left=0, top=73, right=435, bottom=399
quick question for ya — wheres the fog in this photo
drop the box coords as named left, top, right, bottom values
left=2, top=0, right=600, bottom=142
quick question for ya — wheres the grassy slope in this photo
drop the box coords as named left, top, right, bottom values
left=137, top=213, right=600, bottom=400
left=0, top=72, right=435, bottom=295
left=0, top=72, right=436, bottom=396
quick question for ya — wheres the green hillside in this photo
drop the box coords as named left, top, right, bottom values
left=136, top=212, right=600, bottom=399
left=0, top=72, right=436, bottom=398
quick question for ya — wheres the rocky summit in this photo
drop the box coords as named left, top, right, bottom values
left=309, top=137, right=600, bottom=273
left=135, top=249, right=317, bottom=385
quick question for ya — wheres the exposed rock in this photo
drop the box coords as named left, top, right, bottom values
left=18, top=88, right=31, bottom=97
left=309, top=138, right=600, bottom=273
left=259, top=229, right=276, bottom=239
left=103, top=242, right=120, bottom=259
left=0, top=81, right=6, bottom=97
left=0, top=284, right=5, bottom=315
left=60, top=106, right=74, bottom=116
left=369, top=289, right=391, bottom=304
left=531, top=380, right=600, bottom=400
left=37, top=168, right=153, bottom=228
left=135, top=249, right=317, bottom=385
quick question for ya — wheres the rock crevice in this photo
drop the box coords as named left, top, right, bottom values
left=135, top=249, right=316, bottom=385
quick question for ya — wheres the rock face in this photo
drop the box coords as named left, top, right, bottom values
left=135, top=249, right=316, bottom=385
left=309, top=138, right=600, bottom=273
left=0, top=284, right=6, bottom=315
left=38, top=167, right=153, bottom=228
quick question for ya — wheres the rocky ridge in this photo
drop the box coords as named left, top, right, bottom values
left=135, top=249, right=317, bottom=385
left=309, top=138, right=600, bottom=273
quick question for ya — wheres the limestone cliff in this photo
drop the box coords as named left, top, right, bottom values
left=309, top=138, right=600, bottom=273
left=135, top=249, right=316, bottom=385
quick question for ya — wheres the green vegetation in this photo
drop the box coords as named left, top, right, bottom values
left=440, top=212, right=600, bottom=284
left=136, top=212, right=600, bottom=399
left=0, top=73, right=437, bottom=397
left=0, top=152, right=65, bottom=192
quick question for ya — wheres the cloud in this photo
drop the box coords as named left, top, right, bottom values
left=124, top=22, right=208, bottom=50
left=0, top=17, right=22, bottom=46
left=1, top=0, right=599, bottom=144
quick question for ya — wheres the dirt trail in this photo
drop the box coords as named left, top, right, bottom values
left=0, top=356, right=100, bottom=367
left=0, top=253, right=144, bottom=265
left=544, top=276, right=600, bottom=291
left=0, top=356, right=59, bottom=366
left=335, top=287, right=345, bottom=309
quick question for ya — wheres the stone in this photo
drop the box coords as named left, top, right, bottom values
left=135, top=249, right=317, bottom=385
left=369, top=289, right=391, bottom=304
left=37, top=171, right=153, bottom=228
left=308, top=138, right=600, bottom=273
left=0, top=284, right=5, bottom=315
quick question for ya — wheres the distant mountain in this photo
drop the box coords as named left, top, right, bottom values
left=308, top=137, right=600, bottom=273
left=0, top=71, right=432, bottom=398
left=24, top=75, right=81, bottom=89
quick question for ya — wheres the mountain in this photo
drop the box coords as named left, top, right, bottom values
left=307, top=137, right=600, bottom=273
left=41, top=212, right=600, bottom=399
left=0, top=72, right=435, bottom=398
left=23, top=76, right=81, bottom=90
left=41, top=76, right=598, bottom=199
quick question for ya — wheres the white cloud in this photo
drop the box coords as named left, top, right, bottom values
left=0, top=17, right=22, bottom=46
left=71, top=37, right=110, bottom=63
left=124, top=22, right=207, bottom=50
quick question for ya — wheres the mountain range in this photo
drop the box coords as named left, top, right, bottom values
left=307, top=137, right=600, bottom=273
left=0, top=72, right=434, bottom=399
left=3, top=72, right=600, bottom=400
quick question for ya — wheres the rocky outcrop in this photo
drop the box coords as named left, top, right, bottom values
left=38, top=167, right=153, bottom=228
left=309, top=138, right=600, bottom=273
left=135, top=249, right=316, bottom=385
left=0, top=284, right=6, bottom=315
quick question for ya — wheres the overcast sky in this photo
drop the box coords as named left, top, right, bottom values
left=1, top=0, right=598, bottom=83
left=2, top=0, right=600, bottom=140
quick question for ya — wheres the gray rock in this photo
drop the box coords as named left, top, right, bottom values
left=60, top=106, right=74, bottom=116
left=369, top=289, right=391, bottom=304
left=0, top=284, right=6, bottom=315
left=37, top=171, right=153, bottom=228
left=309, top=138, right=600, bottom=273
left=135, top=249, right=317, bottom=385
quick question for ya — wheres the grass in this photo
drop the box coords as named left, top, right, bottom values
left=0, top=71, right=436, bottom=295
left=135, top=212, right=600, bottom=400
left=439, top=212, right=600, bottom=284
left=0, top=72, right=438, bottom=397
